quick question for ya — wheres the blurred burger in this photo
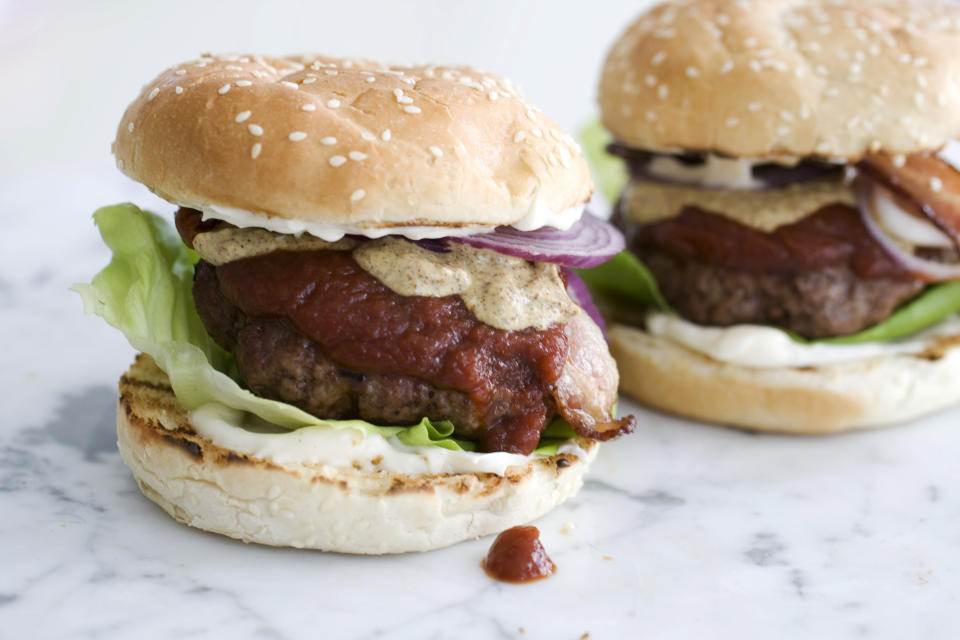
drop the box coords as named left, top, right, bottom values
left=581, top=0, right=960, bottom=432
left=78, top=53, right=634, bottom=553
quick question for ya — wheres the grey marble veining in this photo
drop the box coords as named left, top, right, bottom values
left=2, top=171, right=960, bottom=639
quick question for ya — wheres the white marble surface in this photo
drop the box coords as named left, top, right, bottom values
left=3, top=1, right=960, bottom=638
left=4, top=168, right=960, bottom=640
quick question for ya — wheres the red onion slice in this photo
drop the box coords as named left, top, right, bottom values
left=451, top=212, right=625, bottom=268
left=563, top=268, right=606, bottom=337
left=858, top=182, right=960, bottom=281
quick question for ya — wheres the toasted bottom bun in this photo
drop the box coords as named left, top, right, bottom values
left=609, top=324, right=960, bottom=435
left=117, top=354, right=597, bottom=554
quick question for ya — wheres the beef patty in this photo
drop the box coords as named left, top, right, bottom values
left=192, top=251, right=632, bottom=454
left=621, top=204, right=925, bottom=339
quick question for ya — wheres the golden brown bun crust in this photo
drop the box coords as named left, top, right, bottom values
left=114, top=54, right=591, bottom=229
left=116, top=354, right=597, bottom=554
left=600, top=0, right=960, bottom=159
left=608, top=324, right=960, bottom=434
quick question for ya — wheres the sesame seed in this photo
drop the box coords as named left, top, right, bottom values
left=236, top=80, right=252, bottom=87
left=780, top=110, right=795, bottom=122
left=429, top=146, right=443, bottom=158
left=645, top=74, right=657, bottom=87
left=301, top=104, right=317, bottom=112
left=147, top=87, right=160, bottom=101
left=488, top=90, right=499, bottom=101
left=915, top=92, right=926, bottom=107
left=645, top=110, right=656, bottom=122
left=531, top=128, right=543, bottom=137
left=381, top=129, right=392, bottom=141
left=931, top=177, right=944, bottom=192
left=403, top=105, right=422, bottom=114
left=658, top=85, right=669, bottom=100
left=361, top=132, right=377, bottom=142
left=250, top=143, right=262, bottom=159
left=218, top=84, right=231, bottom=94
left=366, top=76, right=376, bottom=83
left=777, top=125, right=791, bottom=136
left=289, top=131, right=307, bottom=142
left=327, top=99, right=341, bottom=108
left=235, top=110, right=252, bottom=123
left=393, top=88, right=404, bottom=98
left=248, top=124, right=263, bottom=136
left=175, top=69, right=187, bottom=76
left=651, top=51, right=667, bottom=65
left=514, top=131, right=526, bottom=143
left=748, top=102, right=763, bottom=112
left=349, top=151, right=367, bottom=161
left=918, top=75, right=928, bottom=88
left=725, top=117, right=740, bottom=127
left=281, top=81, right=299, bottom=90
left=128, top=122, right=134, bottom=133
left=175, top=86, right=184, bottom=94
left=744, top=37, right=757, bottom=48
left=350, top=189, right=365, bottom=202
left=329, top=155, right=347, bottom=167
left=685, top=66, right=700, bottom=78
left=324, top=69, right=338, bottom=76
left=321, top=136, right=337, bottom=145
left=225, top=65, right=243, bottom=71
left=720, top=61, right=734, bottom=74
left=397, top=95, right=414, bottom=104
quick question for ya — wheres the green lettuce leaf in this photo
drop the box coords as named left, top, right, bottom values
left=77, top=203, right=576, bottom=454
left=580, top=119, right=628, bottom=204
left=575, top=251, right=671, bottom=312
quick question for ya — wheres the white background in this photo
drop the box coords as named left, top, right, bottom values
left=1, top=0, right=656, bottom=182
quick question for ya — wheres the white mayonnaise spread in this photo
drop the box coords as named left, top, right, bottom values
left=646, top=154, right=771, bottom=190
left=647, top=312, right=960, bottom=369
left=189, top=200, right=585, bottom=241
left=937, top=140, right=960, bottom=172
left=189, top=403, right=568, bottom=476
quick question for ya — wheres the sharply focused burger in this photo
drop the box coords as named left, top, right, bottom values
left=580, top=0, right=960, bottom=433
left=77, top=53, right=634, bottom=553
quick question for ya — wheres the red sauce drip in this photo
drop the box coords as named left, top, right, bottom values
left=214, top=250, right=568, bottom=454
left=633, top=204, right=916, bottom=280
left=482, top=526, right=556, bottom=584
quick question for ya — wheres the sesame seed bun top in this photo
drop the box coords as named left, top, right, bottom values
left=599, top=0, right=960, bottom=160
left=114, top=54, right=592, bottom=231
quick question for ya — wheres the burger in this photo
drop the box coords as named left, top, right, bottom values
left=76, top=53, right=635, bottom=553
left=580, top=0, right=960, bottom=433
